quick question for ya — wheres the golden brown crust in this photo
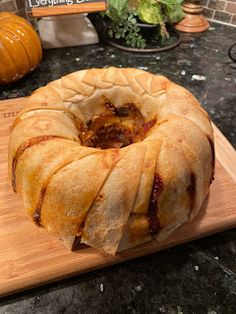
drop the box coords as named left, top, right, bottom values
left=8, top=67, right=214, bottom=255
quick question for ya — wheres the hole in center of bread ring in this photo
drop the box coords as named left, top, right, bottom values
left=79, top=99, right=157, bottom=149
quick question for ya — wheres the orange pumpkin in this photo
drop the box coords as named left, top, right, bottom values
left=0, top=12, right=42, bottom=84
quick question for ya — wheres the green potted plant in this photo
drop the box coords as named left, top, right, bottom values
left=103, top=0, right=185, bottom=52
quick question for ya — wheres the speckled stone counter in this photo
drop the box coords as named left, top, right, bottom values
left=1, top=21, right=236, bottom=314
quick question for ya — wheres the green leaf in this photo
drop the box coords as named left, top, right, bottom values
left=105, top=9, right=147, bottom=49
left=107, top=0, right=128, bottom=17
left=108, top=28, right=113, bottom=37
left=160, top=0, right=183, bottom=8
left=164, top=5, right=185, bottom=23
left=137, top=0, right=163, bottom=25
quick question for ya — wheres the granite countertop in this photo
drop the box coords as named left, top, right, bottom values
left=1, top=21, right=236, bottom=314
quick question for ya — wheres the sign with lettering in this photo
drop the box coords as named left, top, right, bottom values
left=27, top=0, right=108, bottom=17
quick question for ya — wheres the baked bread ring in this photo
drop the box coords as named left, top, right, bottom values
left=8, top=67, right=214, bottom=255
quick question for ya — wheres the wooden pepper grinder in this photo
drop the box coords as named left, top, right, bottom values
left=175, top=0, right=209, bottom=33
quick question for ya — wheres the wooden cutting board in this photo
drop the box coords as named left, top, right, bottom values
left=0, top=97, right=236, bottom=297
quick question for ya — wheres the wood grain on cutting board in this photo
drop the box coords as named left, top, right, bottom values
left=0, top=97, right=236, bottom=297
